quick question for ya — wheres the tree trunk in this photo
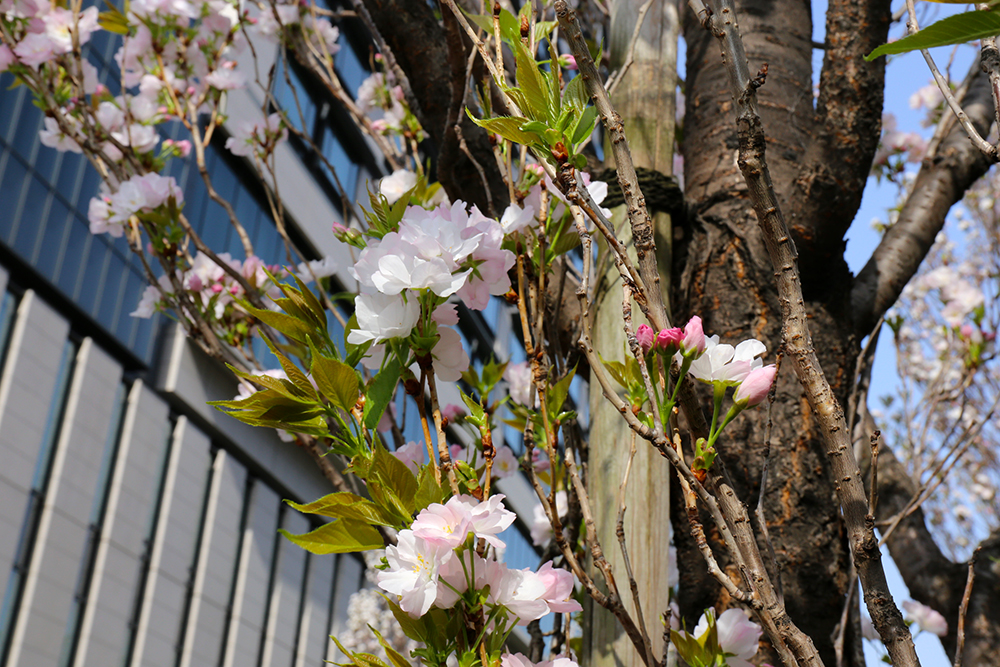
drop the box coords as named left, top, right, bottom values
left=585, top=2, right=677, bottom=667
left=672, top=0, right=886, bottom=663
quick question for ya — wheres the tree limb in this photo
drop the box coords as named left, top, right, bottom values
left=851, top=68, right=995, bottom=337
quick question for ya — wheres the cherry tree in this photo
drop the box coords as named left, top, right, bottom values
left=2, top=0, right=999, bottom=666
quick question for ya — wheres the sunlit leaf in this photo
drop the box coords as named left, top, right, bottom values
left=866, top=9, right=1000, bottom=60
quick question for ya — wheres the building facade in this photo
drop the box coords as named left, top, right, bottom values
left=0, top=4, right=551, bottom=665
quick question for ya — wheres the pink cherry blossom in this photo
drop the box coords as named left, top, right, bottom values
left=431, top=326, right=470, bottom=382
left=14, top=32, right=57, bottom=68
left=379, top=169, right=417, bottom=204
left=38, top=116, right=82, bottom=153
left=681, top=315, right=706, bottom=356
left=636, top=324, right=654, bottom=355
left=492, top=446, right=519, bottom=479
left=530, top=490, right=567, bottom=547
left=505, top=361, right=534, bottom=407
left=535, top=561, right=582, bottom=613
left=656, top=327, right=683, bottom=354
left=734, top=364, right=777, bottom=408
left=392, top=440, right=425, bottom=473
left=0, top=45, right=16, bottom=72
left=693, top=608, right=762, bottom=667
left=901, top=600, right=948, bottom=637
left=411, top=497, right=475, bottom=549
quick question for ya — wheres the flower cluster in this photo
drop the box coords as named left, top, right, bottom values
left=88, top=172, right=184, bottom=237
left=356, top=61, right=424, bottom=139
left=225, top=112, right=288, bottom=159
left=377, top=494, right=581, bottom=626
left=671, top=608, right=762, bottom=667
left=346, top=197, right=534, bottom=381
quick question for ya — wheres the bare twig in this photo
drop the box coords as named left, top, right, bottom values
left=869, top=430, right=881, bottom=518
left=555, top=0, right=669, bottom=332
left=953, top=548, right=979, bottom=667
left=902, top=0, right=996, bottom=159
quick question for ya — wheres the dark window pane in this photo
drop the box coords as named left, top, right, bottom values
left=36, top=198, right=72, bottom=280
left=77, top=241, right=109, bottom=314
left=13, top=176, right=49, bottom=258
left=56, top=222, right=91, bottom=297
left=11, top=109, right=42, bottom=162
left=97, top=252, right=127, bottom=329
left=0, top=155, right=27, bottom=243
left=56, top=152, right=86, bottom=201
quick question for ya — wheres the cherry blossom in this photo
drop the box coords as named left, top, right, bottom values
left=686, top=336, right=767, bottom=385
left=392, top=441, right=425, bottom=473
left=348, top=292, right=420, bottom=345
left=377, top=530, right=451, bottom=617
left=901, top=600, right=948, bottom=637
left=530, top=490, right=568, bottom=547
left=379, top=169, right=417, bottom=204
left=692, top=608, right=762, bottom=667
left=733, top=364, right=777, bottom=408
left=492, top=446, right=519, bottom=478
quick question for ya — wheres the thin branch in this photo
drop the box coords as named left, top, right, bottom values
left=903, top=0, right=996, bottom=159
left=869, top=430, right=881, bottom=518
left=953, top=548, right=979, bottom=667
left=555, top=0, right=669, bottom=332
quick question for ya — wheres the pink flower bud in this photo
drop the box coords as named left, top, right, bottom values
left=187, top=274, right=203, bottom=292
left=681, top=316, right=706, bottom=356
left=526, top=163, right=545, bottom=177
left=211, top=283, right=224, bottom=294
left=733, top=364, right=776, bottom=407
left=636, top=324, right=654, bottom=355
left=656, top=327, right=683, bottom=354
left=173, top=139, right=192, bottom=157
left=559, top=54, right=577, bottom=69
left=371, top=119, right=388, bottom=133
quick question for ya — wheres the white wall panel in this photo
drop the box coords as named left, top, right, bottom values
left=0, top=292, right=70, bottom=583
left=260, top=512, right=309, bottom=667
left=72, top=380, right=171, bottom=667
left=7, top=338, right=121, bottom=667
left=222, top=479, right=280, bottom=667
left=326, top=554, right=364, bottom=663
left=178, top=448, right=246, bottom=667
left=295, top=551, right=336, bottom=667
left=126, top=416, right=212, bottom=667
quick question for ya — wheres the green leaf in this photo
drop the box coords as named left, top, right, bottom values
left=311, top=353, right=360, bottom=413
left=383, top=597, right=429, bottom=643
left=98, top=2, right=130, bottom=34
left=534, top=20, right=558, bottom=43
left=370, top=627, right=411, bottom=667
left=413, top=463, right=444, bottom=512
left=363, top=355, right=401, bottom=431
left=866, top=9, right=1000, bottom=60
left=243, top=304, right=316, bottom=344
left=547, top=365, right=577, bottom=415
left=467, top=109, right=541, bottom=146
left=261, top=334, right=317, bottom=398
left=571, top=104, right=598, bottom=145
left=459, top=390, right=488, bottom=426
left=291, top=273, right=329, bottom=335
left=514, top=41, right=552, bottom=120
left=279, top=519, right=384, bottom=554
left=368, top=444, right=419, bottom=508
left=285, top=492, right=394, bottom=526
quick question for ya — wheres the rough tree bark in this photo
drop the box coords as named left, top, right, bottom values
left=352, top=0, right=1000, bottom=664
left=672, top=0, right=888, bottom=663
left=585, top=3, right=677, bottom=667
